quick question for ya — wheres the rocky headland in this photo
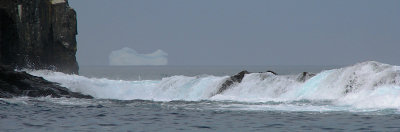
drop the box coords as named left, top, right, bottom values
left=0, top=0, right=92, bottom=98
left=0, top=0, right=78, bottom=74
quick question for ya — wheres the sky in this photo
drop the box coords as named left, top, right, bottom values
left=69, top=0, right=400, bottom=66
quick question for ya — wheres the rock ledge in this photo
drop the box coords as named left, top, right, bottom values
left=0, top=65, right=92, bottom=98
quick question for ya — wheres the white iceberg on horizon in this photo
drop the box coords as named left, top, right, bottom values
left=109, top=47, right=168, bottom=66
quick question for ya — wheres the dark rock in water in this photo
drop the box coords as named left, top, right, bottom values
left=213, top=70, right=310, bottom=96
left=266, top=70, right=277, bottom=75
left=214, top=70, right=279, bottom=95
left=296, top=72, right=316, bottom=82
left=215, top=70, right=250, bottom=95
left=0, top=0, right=79, bottom=74
left=0, top=65, right=92, bottom=98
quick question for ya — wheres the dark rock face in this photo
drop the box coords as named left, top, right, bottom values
left=296, top=72, right=316, bottom=82
left=0, top=64, right=92, bottom=98
left=215, top=70, right=250, bottom=95
left=0, top=0, right=78, bottom=74
left=215, top=70, right=280, bottom=95
left=214, top=70, right=316, bottom=96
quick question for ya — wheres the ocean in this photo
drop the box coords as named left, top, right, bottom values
left=1, top=61, right=400, bottom=131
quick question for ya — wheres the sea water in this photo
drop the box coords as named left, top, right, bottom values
left=1, top=61, right=400, bottom=131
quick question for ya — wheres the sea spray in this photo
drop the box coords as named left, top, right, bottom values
left=27, top=61, right=400, bottom=109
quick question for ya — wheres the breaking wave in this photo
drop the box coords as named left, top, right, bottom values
left=27, top=61, right=400, bottom=109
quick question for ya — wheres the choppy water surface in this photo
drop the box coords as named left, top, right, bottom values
left=2, top=61, right=400, bottom=131
left=2, top=97, right=400, bottom=131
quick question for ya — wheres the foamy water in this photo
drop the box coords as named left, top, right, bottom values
left=3, top=61, right=400, bottom=131
left=26, top=61, right=400, bottom=111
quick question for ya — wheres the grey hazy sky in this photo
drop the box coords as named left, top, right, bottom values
left=69, top=0, right=400, bottom=66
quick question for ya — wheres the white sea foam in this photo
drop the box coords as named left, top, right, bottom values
left=27, top=61, right=400, bottom=110
left=28, top=70, right=225, bottom=101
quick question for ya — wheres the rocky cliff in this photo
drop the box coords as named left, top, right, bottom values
left=0, top=0, right=78, bottom=74
left=0, top=64, right=92, bottom=98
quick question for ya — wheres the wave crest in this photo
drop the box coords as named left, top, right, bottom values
left=27, top=61, right=400, bottom=109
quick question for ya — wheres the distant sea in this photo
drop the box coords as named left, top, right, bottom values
left=2, top=62, right=400, bottom=131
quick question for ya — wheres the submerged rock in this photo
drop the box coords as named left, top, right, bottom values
left=215, top=70, right=280, bottom=95
left=215, top=70, right=250, bottom=95
left=0, top=65, right=92, bottom=98
left=214, top=70, right=280, bottom=95
left=296, top=72, right=316, bottom=82
left=214, top=70, right=316, bottom=96
left=265, top=70, right=277, bottom=75
left=0, top=0, right=79, bottom=74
